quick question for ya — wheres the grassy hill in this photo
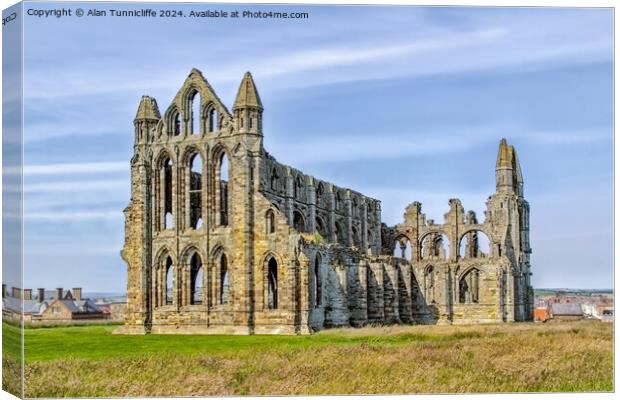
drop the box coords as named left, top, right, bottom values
left=4, top=321, right=613, bottom=397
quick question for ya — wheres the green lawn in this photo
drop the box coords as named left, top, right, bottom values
left=8, top=320, right=614, bottom=397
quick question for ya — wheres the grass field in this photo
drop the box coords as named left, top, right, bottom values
left=4, top=320, right=613, bottom=397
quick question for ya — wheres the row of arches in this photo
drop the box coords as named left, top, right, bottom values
left=392, top=230, right=491, bottom=261
left=155, top=147, right=229, bottom=231
left=423, top=265, right=481, bottom=305
left=153, top=247, right=282, bottom=311
left=166, top=89, right=222, bottom=137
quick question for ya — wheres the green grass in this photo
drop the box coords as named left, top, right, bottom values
left=2, top=322, right=23, bottom=397
left=15, top=320, right=614, bottom=397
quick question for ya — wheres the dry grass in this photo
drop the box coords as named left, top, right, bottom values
left=22, top=320, right=613, bottom=397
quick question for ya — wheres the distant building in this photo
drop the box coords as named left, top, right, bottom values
left=549, top=303, right=583, bottom=321
left=2, top=286, right=105, bottom=324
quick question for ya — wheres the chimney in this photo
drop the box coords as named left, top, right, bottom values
left=72, top=288, right=82, bottom=301
left=23, top=289, right=32, bottom=301
left=38, top=288, right=45, bottom=302
left=2, top=284, right=5, bottom=299
left=56, top=288, right=64, bottom=300
left=12, top=287, right=21, bottom=299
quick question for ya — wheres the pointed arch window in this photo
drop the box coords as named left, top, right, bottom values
left=316, top=183, right=324, bottom=207
left=459, top=268, right=480, bottom=304
left=266, top=210, right=276, bottom=234
left=190, top=90, right=201, bottom=135
left=270, top=168, right=279, bottom=191
left=190, top=252, right=203, bottom=305
left=165, top=257, right=173, bottom=305
left=424, top=266, right=435, bottom=303
left=293, top=211, right=305, bottom=232
left=335, top=192, right=342, bottom=211
left=160, top=157, right=174, bottom=230
left=217, top=152, right=230, bottom=226
left=220, top=254, right=229, bottom=304
left=206, top=105, right=218, bottom=133
left=188, top=153, right=203, bottom=229
left=294, top=176, right=304, bottom=200
left=267, top=257, right=278, bottom=309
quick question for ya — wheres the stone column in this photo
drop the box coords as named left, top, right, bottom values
left=345, top=192, right=353, bottom=247
left=361, top=200, right=368, bottom=251
left=307, top=181, right=316, bottom=233
left=327, top=187, right=335, bottom=241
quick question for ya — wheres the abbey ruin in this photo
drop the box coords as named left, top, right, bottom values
left=117, top=68, right=533, bottom=334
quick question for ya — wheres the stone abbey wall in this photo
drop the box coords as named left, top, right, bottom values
left=116, top=68, right=533, bottom=335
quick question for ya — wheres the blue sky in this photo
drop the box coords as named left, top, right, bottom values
left=13, top=3, right=613, bottom=292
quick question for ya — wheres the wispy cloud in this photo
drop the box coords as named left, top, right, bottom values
left=269, top=127, right=611, bottom=165
left=23, top=179, right=127, bottom=193
left=24, top=210, right=122, bottom=221
left=5, top=161, right=127, bottom=176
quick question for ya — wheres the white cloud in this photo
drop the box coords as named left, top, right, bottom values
left=24, top=210, right=122, bottom=221
left=24, top=179, right=127, bottom=193
left=5, top=161, right=128, bottom=176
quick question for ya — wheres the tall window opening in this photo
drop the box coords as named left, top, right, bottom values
left=459, top=230, right=491, bottom=259
left=424, top=266, right=434, bottom=303
left=163, top=157, right=174, bottom=230
left=165, top=257, right=173, bottom=305
left=190, top=90, right=201, bottom=135
left=190, top=252, right=203, bottom=305
left=270, top=168, right=279, bottom=191
left=220, top=254, right=229, bottom=304
left=335, top=192, right=342, bottom=211
left=294, top=176, right=304, bottom=200
left=219, top=153, right=229, bottom=226
left=393, top=237, right=412, bottom=260
left=189, top=154, right=203, bottom=229
left=266, top=210, right=275, bottom=234
left=267, top=257, right=278, bottom=309
left=459, top=268, right=480, bottom=304
left=314, top=254, right=322, bottom=307
left=293, top=211, right=305, bottom=232
left=207, top=106, right=218, bottom=133
left=170, top=110, right=181, bottom=136
left=316, top=183, right=324, bottom=207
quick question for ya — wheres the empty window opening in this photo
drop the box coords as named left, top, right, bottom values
left=293, top=211, right=305, bottom=232
left=267, top=257, right=278, bottom=309
left=220, top=254, right=229, bottom=304
left=163, top=157, right=174, bottom=230
left=335, top=192, right=342, bottom=211
left=207, top=106, right=218, bottom=133
left=316, top=183, right=324, bottom=207
left=424, top=266, right=434, bottom=303
left=219, top=153, right=229, bottom=226
left=335, top=221, right=344, bottom=243
left=165, top=257, right=173, bottom=305
left=190, top=252, right=203, bottom=305
left=315, top=217, right=326, bottom=237
left=172, top=111, right=181, bottom=136
left=459, top=268, right=480, bottom=304
left=352, top=226, right=360, bottom=248
left=190, top=91, right=201, bottom=135
left=294, top=176, right=304, bottom=200
left=266, top=210, right=276, bottom=234
left=270, top=168, right=279, bottom=191
left=393, top=237, right=412, bottom=260
left=459, top=230, right=491, bottom=259
left=420, top=233, right=449, bottom=260
left=189, top=154, right=203, bottom=229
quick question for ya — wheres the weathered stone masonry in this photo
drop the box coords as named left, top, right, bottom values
left=117, top=68, right=533, bottom=334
